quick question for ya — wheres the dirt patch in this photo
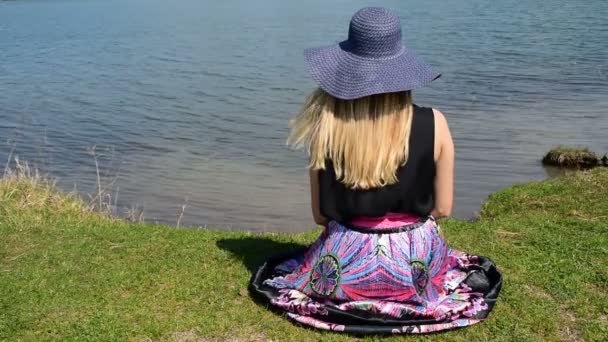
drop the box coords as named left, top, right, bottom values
left=558, top=311, right=582, bottom=342
left=496, top=230, right=523, bottom=238
left=523, top=284, right=552, bottom=300
left=523, top=285, right=582, bottom=340
left=152, top=329, right=276, bottom=342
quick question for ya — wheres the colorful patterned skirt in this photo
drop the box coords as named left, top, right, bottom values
left=250, top=216, right=502, bottom=334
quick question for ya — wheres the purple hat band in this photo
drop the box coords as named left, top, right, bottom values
left=304, top=7, right=440, bottom=100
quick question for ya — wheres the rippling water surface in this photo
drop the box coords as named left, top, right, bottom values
left=1, top=0, right=607, bottom=231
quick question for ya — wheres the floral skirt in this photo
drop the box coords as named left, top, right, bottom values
left=250, top=217, right=502, bottom=335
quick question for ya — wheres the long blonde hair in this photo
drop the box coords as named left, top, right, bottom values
left=288, top=88, right=414, bottom=190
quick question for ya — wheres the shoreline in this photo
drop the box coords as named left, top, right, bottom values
left=1, top=149, right=595, bottom=233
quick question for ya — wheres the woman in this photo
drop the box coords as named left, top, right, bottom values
left=251, top=7, right=502, bottom=334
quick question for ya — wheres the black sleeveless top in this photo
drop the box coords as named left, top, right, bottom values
left=318, top=105, right=436, bottom=223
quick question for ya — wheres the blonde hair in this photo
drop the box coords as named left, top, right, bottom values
left=288, top=88, right=414, bottom=190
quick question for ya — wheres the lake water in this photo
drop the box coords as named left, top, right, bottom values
left=1, top=0, right=607, bottom=232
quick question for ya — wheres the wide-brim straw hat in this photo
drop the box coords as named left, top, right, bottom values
left=304, top=7, right=440, bottom=100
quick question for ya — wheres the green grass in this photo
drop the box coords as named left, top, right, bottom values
left=1, top=168, right=608, bottom=341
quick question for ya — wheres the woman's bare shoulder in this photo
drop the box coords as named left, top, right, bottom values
left=431, top=108, right=452, bottom=136
left=432, top=108, right=448, bottom=127
left=431, top=108, right=452, bottom=160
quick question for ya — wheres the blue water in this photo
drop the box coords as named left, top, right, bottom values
left=1, top=0, right=607, bottom=231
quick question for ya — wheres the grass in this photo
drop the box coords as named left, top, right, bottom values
left=542, top=146, right=604, bottom=168
left=1, top=167, right=608, bottom=341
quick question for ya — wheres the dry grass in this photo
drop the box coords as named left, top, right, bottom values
left=1, top=149, right=133, bottom=223
left=1, top=157, right=88, bottom=215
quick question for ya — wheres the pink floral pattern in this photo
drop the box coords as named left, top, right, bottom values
left=287, top=313, right=345, bottom=332
left=271, top=289, right=328, bottom=316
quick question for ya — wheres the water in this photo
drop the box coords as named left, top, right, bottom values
left=1, top=0, right=606, bottom=232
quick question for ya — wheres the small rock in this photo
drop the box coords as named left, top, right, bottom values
left=542, top=147, right=600, bottom=169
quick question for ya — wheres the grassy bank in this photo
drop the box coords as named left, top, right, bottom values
left=1, top=169, right=607, bottom=341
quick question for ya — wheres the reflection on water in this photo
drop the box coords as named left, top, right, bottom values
left=542, top=165, right=580, bottom=179
left=1, top=0, right=607, bottom=231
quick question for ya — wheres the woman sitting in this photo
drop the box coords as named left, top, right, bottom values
left=251, top=7, right=502, bottom=335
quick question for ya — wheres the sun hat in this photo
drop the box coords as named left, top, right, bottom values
left=304, top=7, right=440, bottom=100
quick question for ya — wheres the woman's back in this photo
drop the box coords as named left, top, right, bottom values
left=318, top=105, right=436, bottom=223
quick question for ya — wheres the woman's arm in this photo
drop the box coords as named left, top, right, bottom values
left=309, top=168, right=329, bottom=226
left=431, top=108, right=454, bottom=219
